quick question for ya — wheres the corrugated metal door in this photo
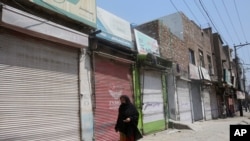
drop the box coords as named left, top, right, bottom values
left=141, top=70, right=165, bottom=134
left=94, top=55, right=133, bottom=141
left=203, top=89, right=212, bottom=120
left=0, top=32, right=81, bottom=141
left=191, top=82, right=203, bottom=121
left=177, top=80, right=192, bottom=122
left=210, top=88, right=219, bottom=119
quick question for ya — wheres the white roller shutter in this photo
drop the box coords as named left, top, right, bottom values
left=0, top=32, right=81, bottom=141
left=210, top=88, right=219, bottom=119
left=203, top=89, right=212, bottom=120
left=177, top=80, right=192, bottom=122
left=141, top=70, right=165, bottom=134
left=191, top=82, right=203, bottom=121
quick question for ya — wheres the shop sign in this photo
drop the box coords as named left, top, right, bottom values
left=30, top=0, right=96, bottom=27
left=96, top=7, right=133, bottom=49
left=134, top=29, right=160, bottom=56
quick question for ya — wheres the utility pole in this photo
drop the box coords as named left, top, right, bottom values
left=234, top=42, right=250, bottom=116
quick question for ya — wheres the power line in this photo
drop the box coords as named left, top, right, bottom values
left=170, top=0, right=179, bottom=13
left=198, top=0, right=229, bottom=45
left=211, top=0, right=234, bottom=44
left=193, top=0, right=210, bottom=27
left=221, top=0, right=241, bottom=43
left=198, top=0, right=218, bottom=32
left=233, top=0, right=248, bottom=42
left=182, top=0, right=200, bottom=25
left=234, top=0, right=250, bottom=70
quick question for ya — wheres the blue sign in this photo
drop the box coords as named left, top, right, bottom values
left=96, top=7, right=133, bottom=49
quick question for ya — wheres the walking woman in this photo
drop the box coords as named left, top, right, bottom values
left=115, top=95, right=142, bottom=141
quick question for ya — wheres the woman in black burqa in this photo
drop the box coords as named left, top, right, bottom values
left=115, top=95, right=142, bottom=141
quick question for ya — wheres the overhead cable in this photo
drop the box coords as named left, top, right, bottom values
left=221, top=0, right=241, bottom=43
left=212, top=0, right=234, bottom=44
left=233, top=0, right=248, bottom=42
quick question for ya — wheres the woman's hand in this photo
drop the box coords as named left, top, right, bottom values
left=123, top=117, right=131, bottom=123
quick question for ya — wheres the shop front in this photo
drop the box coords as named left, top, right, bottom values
left=134, top=29, right=172, bottom=134
left=210, top=87, right=219, bottom=119
left=189, top=64, right=203, bottom=121
left=92, top=7, right=135, bottom=141
left=135, top=54, right=171, bottom=134
left=93, top=51, right=134, bottom=141
left=177, top=79, right=193, bottom=122
left=200, top=67, right=212, bottom=120
left=0, top=5, right=90, bottom=140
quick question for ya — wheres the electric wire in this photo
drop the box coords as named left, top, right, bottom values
left=233, top=0, right=248, bottom=42
left=182, top=0, right=201, bottom=25
left=193, top=0, right=210, bottom=27
left=211, top=0, right=234, bottom=44
left=198, top=0, right=218, bottom=32
left=170, top=0, right=179, bottom=13
left=198, top=0, right=228, bottom=45
left=221, top=0, right=241, bottom=43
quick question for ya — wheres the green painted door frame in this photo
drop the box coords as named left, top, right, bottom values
left=132, top=64, right=169, bottom=134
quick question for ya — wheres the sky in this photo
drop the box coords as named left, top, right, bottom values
left=96, top=0, right=250, bottom=87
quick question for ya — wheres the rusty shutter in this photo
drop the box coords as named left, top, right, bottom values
left=94, top=55, right=133, bottom=141
left=0, top=32, right=81, bottom=141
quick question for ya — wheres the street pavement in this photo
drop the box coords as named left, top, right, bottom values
left=139, top=111, right=250, bottom=141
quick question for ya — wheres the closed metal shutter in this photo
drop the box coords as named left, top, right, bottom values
left=0, top=32, right=81, bottom=141
left=177, top=80, right=192, bottom=122
left=94, top=55, right=133, bottom=141
left=203, top=89, right=212, bottom=120
left=141, top=71, right=165, bottom=134
left=210, top=88, right=219, bottom=119
left=191, top=82, right=203, bottom=121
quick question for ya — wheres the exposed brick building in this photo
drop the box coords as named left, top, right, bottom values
left=136, top=12, right=216, bottom=122
left=212, top=33, right=237, bottom=117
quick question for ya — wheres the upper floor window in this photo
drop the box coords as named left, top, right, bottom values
left=207, top=55, right=213, bottom=74
left=189, top=49, right=196, bottom=65
left=199, top=50, right=205, bottom=67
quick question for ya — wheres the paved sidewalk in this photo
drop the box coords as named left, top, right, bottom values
left=139, top=112, right=250, bottom=141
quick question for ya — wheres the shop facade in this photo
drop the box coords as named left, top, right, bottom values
left=0, top=4, right=91, bottom=141
left=92, top=7, right=135, bottom=141
left=134, top=29, right=171, bottom=134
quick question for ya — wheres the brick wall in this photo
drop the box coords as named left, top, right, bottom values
left=181, top=13, right=213, bottom=70
left=136, top=19, right=188, bottom=77
left=213, top=33, right=226, bottom=82
left=136, top=12, right=213, bottom=78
